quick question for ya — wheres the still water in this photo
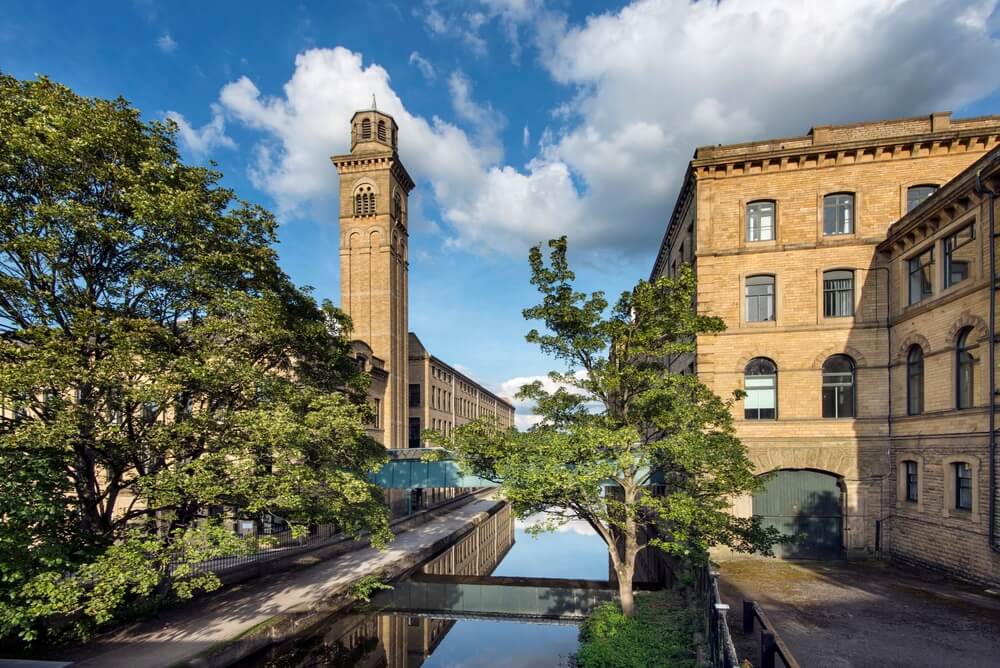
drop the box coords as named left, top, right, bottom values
left=240, top=503, right=615, bottom=667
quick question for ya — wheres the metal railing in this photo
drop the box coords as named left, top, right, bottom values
left=698, top=566, right=740, bottom=668
left=742, top=600, right=801, bottom=668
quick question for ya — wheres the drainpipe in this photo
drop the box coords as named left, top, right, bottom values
left=974, top=162, right=999, bottom=554
left=845, top=265, right=891, bottom=554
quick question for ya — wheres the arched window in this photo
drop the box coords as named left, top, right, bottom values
left=354, top=185, right=375, bottom=216
left=377, top=119, right=387, bottom=141
left=822, top=354, right=855, bottom=418
left=907, top=345, right=924, bottom=415
left=746, top=200, right=775, bottom=242
left=823, top=193, right=854, bottom=236
left=956, top=327, right=975, bottom=409
left=393, top=192, right=403, bottom=220
left=744, top=357, right=777, bottom=420
left=907, top=184, right=938, bottom=212
left=361, top=118, right=372, bottom=140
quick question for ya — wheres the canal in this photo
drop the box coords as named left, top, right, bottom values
left=238, top=502, right=630, bottom=667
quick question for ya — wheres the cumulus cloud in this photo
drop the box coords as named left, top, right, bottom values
left=196, top=2, right=1000, bottom=258
left=156, top=32, right=177, bottom=53
left=408, top=51, right=436, bottom=80
left=164, top=104, right=235, bottom=156
left=495, top=372, right=594, bottom=430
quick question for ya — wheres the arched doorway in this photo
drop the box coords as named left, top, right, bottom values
left=752, top=469, right=844, bottom=559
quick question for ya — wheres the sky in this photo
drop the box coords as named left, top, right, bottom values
left=3, top=0, right=1000, bottom=428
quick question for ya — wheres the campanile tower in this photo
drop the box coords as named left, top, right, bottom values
left=332, top=108, right=414, bottom=449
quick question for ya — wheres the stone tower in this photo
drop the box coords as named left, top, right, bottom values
left=332, top=108, right=414, bottom=449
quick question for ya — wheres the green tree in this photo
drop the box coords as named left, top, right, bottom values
left=439, top=237, right=777, bottom=616
left=0, top=74, right=391, bottom=641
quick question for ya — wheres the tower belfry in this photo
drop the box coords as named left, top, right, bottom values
left=332, top=109, right=414, bottom=449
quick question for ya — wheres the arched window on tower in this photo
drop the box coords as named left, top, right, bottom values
left=393, top=192, right=402, bottom=221
left=354, top=185, right=375, bottom=216
left=377, top=120, right=387, bottom=142
left=361, top=118, right=372, bottom=140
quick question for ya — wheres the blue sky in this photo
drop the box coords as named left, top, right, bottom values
left=3, top=1, right=1000, bottom=426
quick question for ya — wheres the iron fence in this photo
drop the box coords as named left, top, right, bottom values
left=742, top=599, right=801, bottom=668
left=698, top=565, right=740, bottom=668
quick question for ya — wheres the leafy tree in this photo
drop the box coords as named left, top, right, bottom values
left=438, top=237, right=777, bottom=616
left=0, top=74, right=390, bottom=641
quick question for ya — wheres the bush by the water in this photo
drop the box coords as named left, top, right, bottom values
left=575, top=591, right=698, bottom=668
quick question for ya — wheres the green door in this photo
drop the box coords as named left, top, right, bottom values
left=752, top=470, right=844, bottom=558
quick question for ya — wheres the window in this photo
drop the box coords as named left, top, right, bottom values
left=745, top=275, right=775, bottom=322
left=822, top=355, right=855, bottom=418
left=944, top=223, right=975, bottom=288
left=355, top=354, right=367, bottom=371
left=746, top=200, right=775, bottom=241
left=907, top=345, right=924, bottom=415
left=377, top=119, right=387, bottom=141
left=955, top=462, right=973, bottom=510
left=393, top=192, right=403, bottom=221
left=904, top=460, right=919, bottom=502
left=370, top=398, right=381, bottom=428
left=908, top=247, right=934, bottom=305
left=956, top=327, right=975, bottom=409
left=823, top=193, right=854, bottom=235
left=907, top=185, right=938, bottom=212
left=409, top=383, right=421, bottom=407
left=744, top=358, right=777, bottom=420
left=408, top=417, right=421, bottom=448
left=354, top=186, right=375, bottom=216
left=361, top=118, right=371, bottom=139
left=823, top=270, right=854, bottom=317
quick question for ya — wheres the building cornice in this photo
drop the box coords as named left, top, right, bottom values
left=331, top=151, right=416, bottom=192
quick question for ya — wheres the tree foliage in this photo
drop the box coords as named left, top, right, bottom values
left=0, top=74, right=390, bottom=641
left=439, top=237, right=778, bottom=616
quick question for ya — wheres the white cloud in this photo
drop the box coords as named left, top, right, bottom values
left=164, top=104, right=235, bottom=156
left=201, top=2, right=1000, bottom=259
left=156, top=32, right=177, bottom=53
left=448, top=71, right=506, bottom=151
left=522, top=125, right=530, bottom=148
left=408, top=51, right=437, bottom=80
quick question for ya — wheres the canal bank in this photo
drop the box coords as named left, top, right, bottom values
left=53, top=492, right=506, bottom=668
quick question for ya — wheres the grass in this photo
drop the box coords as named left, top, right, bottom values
left=575, top=590, right=699, bottom=668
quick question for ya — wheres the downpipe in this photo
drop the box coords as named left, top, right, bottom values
left=974, top=162, right=999, bottom=555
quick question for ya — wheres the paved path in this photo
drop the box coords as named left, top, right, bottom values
left=56, top=497, right=502, bottom=668
left=717, top=559, right=1000, bottom=668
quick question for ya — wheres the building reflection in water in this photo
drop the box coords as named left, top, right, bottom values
left=246, top=503, right=515, bottom=668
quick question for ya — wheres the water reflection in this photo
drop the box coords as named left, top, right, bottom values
left=240, top=505, right=620, bottom=668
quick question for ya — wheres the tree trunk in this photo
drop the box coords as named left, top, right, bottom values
left=615, top=559, right=636, bottom=617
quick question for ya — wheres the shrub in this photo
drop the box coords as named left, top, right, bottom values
left=575, top=591, right=697, bottom=668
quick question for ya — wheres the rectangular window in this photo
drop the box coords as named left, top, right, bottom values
left=908, top=248, right=934, bottom=305
left=823, top=194, right=854, bottom=235
left=408, top=417, right=421, bottom=448
left=956, top=463, right=973, bottom=510
left=745, top=275, right=775, bottom=322
left=905, top=461, right=918, bottom=502
left=944, top=223, right=975, bottom=288
left=823, top=270, right=854, bottom=317
left=746, top=201, right=775, bottom=241
left=744, top=375, right=776, bottom=420
left=370, top=398, right=380, bottom=428
left=907, top=185, right=938, bottom=212
left=409, top=383, right=421, bottom=407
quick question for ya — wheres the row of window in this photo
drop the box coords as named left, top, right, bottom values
left=903, top=460, right=974, bottom=511
left=743, top=186, right=937, bottom=242
left=745, top=269, right=855, bottom=322
left=907, top=222, right=975, bottom=306
left=746, top=327, right=978, bottom=421
left=359, top=118, right=388, bottom=142
left=905, top=327, right=976, bottom=414
left=744, top=355, right=855, bottom=419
